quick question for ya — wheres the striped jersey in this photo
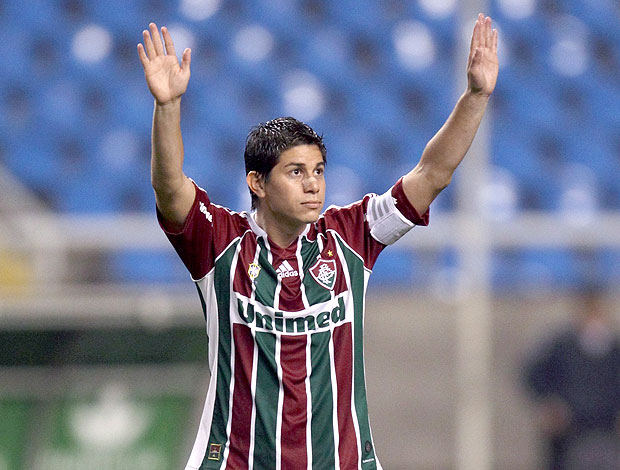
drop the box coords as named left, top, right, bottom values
left=158, top=177, right=429, bottom=470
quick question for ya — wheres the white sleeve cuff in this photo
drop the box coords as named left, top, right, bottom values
left=367, top=188, right=415, bottom=245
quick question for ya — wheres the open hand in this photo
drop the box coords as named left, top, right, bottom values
left=137, top=23, right=191, bottom=105
left=467, top=14, right=498, bottom=97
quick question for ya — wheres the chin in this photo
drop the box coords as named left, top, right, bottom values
left=297, top=213, right=318, bottom=224
left=306, top=208, right=323, bottom=222
left=290, top=205, right=323, bottom=225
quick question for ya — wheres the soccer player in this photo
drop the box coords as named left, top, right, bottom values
left=138, top=14, right=498, bottom=470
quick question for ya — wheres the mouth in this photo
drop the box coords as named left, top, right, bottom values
left=301, top=201, right=322, bottom=210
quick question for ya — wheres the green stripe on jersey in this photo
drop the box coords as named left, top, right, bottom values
left=310, top=331, right=335, bottom=470
left=301, top=238, right=331, bottom=306
left=336, top=236, right=377, bottom=469
left=195, top=284, right=208, bottom=320
left=253, top=332, right=278, bottom=469
left=202, top=240, right=239, bottom=469
left=254, top=238, right=277, bottom=308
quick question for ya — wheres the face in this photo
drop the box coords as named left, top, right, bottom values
left=253, top=144, right=326, bottom=231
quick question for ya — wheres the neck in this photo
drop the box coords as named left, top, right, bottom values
left=255, top=210, right=306, bottom=248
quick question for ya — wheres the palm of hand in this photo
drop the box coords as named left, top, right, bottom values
left=468, top=49, right=499, bottom=96
left=467, top=14, right=499, bottom=97
left=138, top=24, right=191, bottom=105
left=144, top=55, right=188, bottom=104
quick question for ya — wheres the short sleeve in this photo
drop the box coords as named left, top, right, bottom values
left=390, top=177, right=430, bottom=226
left=319, top=178, right=430, bottom=269
left=157, top=183, right=215, bottom=280
left=157, top=182, right=248, bottom=280
left=365, top=177, right=429, bottom=246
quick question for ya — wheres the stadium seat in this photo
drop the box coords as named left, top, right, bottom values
left=2, top=0, right=619, bottom=286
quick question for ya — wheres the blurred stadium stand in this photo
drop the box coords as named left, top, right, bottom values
left=1, top=0, right=619, bottom=289
left=1, top=0, right=620, bottom=469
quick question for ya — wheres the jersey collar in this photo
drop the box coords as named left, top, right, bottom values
left=247, top=211, right=311, bottom=244
left=247, top=210, right=268, bottom=240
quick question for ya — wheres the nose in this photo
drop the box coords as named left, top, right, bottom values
left=303, top=174, right=319, bottom=193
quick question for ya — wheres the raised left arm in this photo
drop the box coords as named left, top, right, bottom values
left=402, top=13, right=499, bottom=215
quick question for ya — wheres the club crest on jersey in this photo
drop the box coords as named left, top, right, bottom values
left=310, top=258, right=337, bottom=290
left=207, top=443, right=222, bottom=461
left=248, top=262, right=261, bottom=281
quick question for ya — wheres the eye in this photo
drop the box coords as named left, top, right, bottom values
left=315, top=167, right=324, bottom=176
left=291, top=168, right=302, bottom=176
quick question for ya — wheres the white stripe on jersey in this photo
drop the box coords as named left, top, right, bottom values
left=250, top=240, right=261, bottom=303
left=275, top=335, right=284, bottom=470
left=329, top=327, right=341, bottom=470
left=296, top=238, right=311, bottom=310
left=248, top=239, right=262, bottom=469
left=305, top=334, right=313, bottom=470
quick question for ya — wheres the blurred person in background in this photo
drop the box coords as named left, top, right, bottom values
left=524, top=285, right=620, bottom=470
left=137, top=14, right=497, bottom=470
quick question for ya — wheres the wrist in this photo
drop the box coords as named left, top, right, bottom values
left=462, top=89, right=491, bottom=102
left=460, top=90, right=491, bottom=112
left=155, top=96, right=182, bottom=109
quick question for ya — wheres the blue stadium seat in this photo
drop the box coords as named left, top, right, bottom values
left=492, top=118, right=562, bottom=210
left=326, top=0, right=386, bottom=33
left=1, top=0, right=619, bottom=287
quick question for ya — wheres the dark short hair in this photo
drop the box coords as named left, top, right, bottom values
left=244, top=117, right=326, bottom=209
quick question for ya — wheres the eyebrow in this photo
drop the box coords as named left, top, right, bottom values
left=284, top=161, right=325, bottom=169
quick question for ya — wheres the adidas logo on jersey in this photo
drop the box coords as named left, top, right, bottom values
left=276, top=260, right=299, bottom=279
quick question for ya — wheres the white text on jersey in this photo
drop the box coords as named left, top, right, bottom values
left=276, top=260, right=299, bottom=279
left=199, top=202, right=213, bottom=222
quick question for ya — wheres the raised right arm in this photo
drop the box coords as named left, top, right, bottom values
left=138, top=23, right=195, bottom=229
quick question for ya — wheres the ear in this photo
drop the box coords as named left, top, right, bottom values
left=246, top=171, right=266, bottom=199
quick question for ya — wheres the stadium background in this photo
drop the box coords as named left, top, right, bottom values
left=1, top=0, right=619, bottom=468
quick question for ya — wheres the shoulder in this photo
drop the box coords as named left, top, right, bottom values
left=193, top=184, right=251, bottom=230
left=313, top=196, right=372, bottom=233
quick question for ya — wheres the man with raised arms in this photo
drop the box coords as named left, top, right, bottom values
left=138, top=14, right=498, bottom=470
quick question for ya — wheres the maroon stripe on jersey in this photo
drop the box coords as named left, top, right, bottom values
left=333, top=323, right=358, bottom=468
left=227, top=324, right=255, bottom=470
left=280, top=334, right=308, bottom=469
left=233, top=234, right=257, bottom=298
left=278, top=257, right=305, bottom=312
left=333, top=254, right=347, bottom=296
